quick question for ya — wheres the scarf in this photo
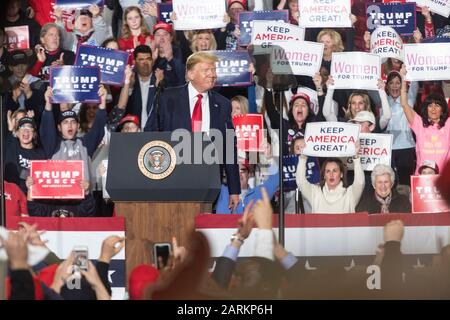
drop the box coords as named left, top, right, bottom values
left=375, top=192, right=392, bottom=214
left=75, top=29, right=95, bottom=45
left=52, top=139, right=93, bottom=189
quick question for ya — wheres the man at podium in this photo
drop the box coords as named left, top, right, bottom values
left=157, top=52, right=241, bottom=211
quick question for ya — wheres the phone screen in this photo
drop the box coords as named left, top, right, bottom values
left=73, top=246, right=89, bottom=271
left=153, top=243, right=171, bottom=270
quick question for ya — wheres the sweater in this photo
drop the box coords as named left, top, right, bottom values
left=296, top=156, right=365, bottom=213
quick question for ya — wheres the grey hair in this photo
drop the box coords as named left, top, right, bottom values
left=371, top=164, right=395, bottom=187
left=40, top=23, right=61, bottom=39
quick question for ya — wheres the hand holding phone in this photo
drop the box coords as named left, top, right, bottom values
left=153, top=243, right=171, bottom=270
left=73, top=246, right=89, bottom=271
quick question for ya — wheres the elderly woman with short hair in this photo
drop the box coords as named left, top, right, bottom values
left=356, top=164, right=410, bottom=214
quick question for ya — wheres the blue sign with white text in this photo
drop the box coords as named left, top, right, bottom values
left=238, top=10, right=289, bottom=46
left=283, top=155, right=320, bottom=191
left=50, top=66, right=100, bottom=103
left=158, top=3, right=173, bottom=23
left=75, top=45, right=129, bottom=85
left=366, top=2, right=416, bottom=36
left=212, top=50, right=252, bottom=87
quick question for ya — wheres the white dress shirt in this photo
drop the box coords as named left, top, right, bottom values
left=188, top=82, right=210, bottom=132
left=139, top=76, right=151, bottom=130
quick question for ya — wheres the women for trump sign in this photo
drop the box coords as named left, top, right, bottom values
left=30, top=160, right=84, bottom=199
left=270, top=40, right=324, bottom=76
left=330, top=52, right=381, bottom=90
left=404, top=43, right=450, bottom=81
left=407, top=0, right=450, bottom=17
left=172, top=0, right=226, bottom=30
left=303, top=122, right=360, bottom=157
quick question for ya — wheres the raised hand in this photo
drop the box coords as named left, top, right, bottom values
left=35, top=44, right=46, bottom=62
left=251, top=188, right=273, bottom=230
left=88, top=4, right=100, bottom=18
left=99, top=235, right=125, bottom=264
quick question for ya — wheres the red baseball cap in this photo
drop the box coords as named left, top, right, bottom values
left=118, top=114, right=140, bottom=130
left=153, top=22, right=173, bottom=34
left=290, top=92, right=311, bottom=106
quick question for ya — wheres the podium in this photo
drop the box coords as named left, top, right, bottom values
left=106, top=132, right=221, bottom=282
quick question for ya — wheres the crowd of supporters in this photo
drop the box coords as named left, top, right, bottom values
left=1, top=0, right=450, bottom=300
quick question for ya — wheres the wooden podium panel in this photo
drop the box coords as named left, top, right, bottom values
left=115, top=202, right=212, bottom=284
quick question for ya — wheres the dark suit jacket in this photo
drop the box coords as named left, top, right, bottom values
left=158, top=84, right=240, bottom=195
left=126, top=73, right=158, bottom=129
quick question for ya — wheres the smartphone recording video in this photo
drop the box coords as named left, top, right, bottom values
left=153, top=243, right=171, bottom=270
left=73, top=246, right=89, bottom=272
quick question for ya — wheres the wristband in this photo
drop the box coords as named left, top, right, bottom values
left=230, top=234, right=244, bottom=245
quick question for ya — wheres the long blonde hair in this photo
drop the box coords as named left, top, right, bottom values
left=317, top=29, right=344, bottom=53
left=190, top=30, right=217, bottom=52
left=121, top=6, right=151, bottom=40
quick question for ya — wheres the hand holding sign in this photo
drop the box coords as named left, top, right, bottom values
left=51, top=52, right=65, bottom=67
left=88, top=4, right=100, bottom=18
left=98, top=84, right=107, bottom=109
left=413, top=28, right=423, bottom=43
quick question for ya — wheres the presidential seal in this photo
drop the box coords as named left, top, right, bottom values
left=138, top=141, right=176, bottom=180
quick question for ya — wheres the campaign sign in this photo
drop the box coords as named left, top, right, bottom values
left=213, top=50, right=252, bottom=87
left=283, top=155, right=299, bottom=191
left=270, top=40, right=324, bottom=77
left=172, top=0, right=226, bottom=30
left=158, top=2, right=173, bottom=23
left=345, top=133, right=393, bottom=171
left=404, top=43, right=450, bottom=81
left=232, top=114, right=264, bottom=152
left=50, top=66, right=100, bottom=103
left=30, top=160, right=84, bottom=199
left=299, top=0, right=352, bottom=28
left=366, top=2, right=416, bottom=36
left=411, top=175, right=450, bottom=213
left=5, top=26, right=29, bottom=51
left=407, top=0, right=450, bottom=18
left=238, top=10, right=289, bottom=46
left=331, top=52, right=381, bottom=90
left=303, top=122, right=360, bottom=157
left=370, top=26, right=404, bottom=62
left=55, top=0, right=104, bottom=9
left=251, top=20, right=305, bottom=54
left=75, top=45, right=129, bottom=85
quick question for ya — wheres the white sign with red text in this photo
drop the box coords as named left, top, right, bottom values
left=299, top=0, right=352, bottom=28
left=251, top=20, right=305, bottom=54
left=303, top=122, right=360, bottom=157
left=370, top=26, right=404, bottom=62
left=345, top=133, right=393, bottom=171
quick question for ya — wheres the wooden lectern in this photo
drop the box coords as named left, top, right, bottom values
left=107, top=132, right=221, bottom=283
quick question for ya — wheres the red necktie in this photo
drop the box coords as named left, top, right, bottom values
left=192, top=93, right=203, bottom=132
